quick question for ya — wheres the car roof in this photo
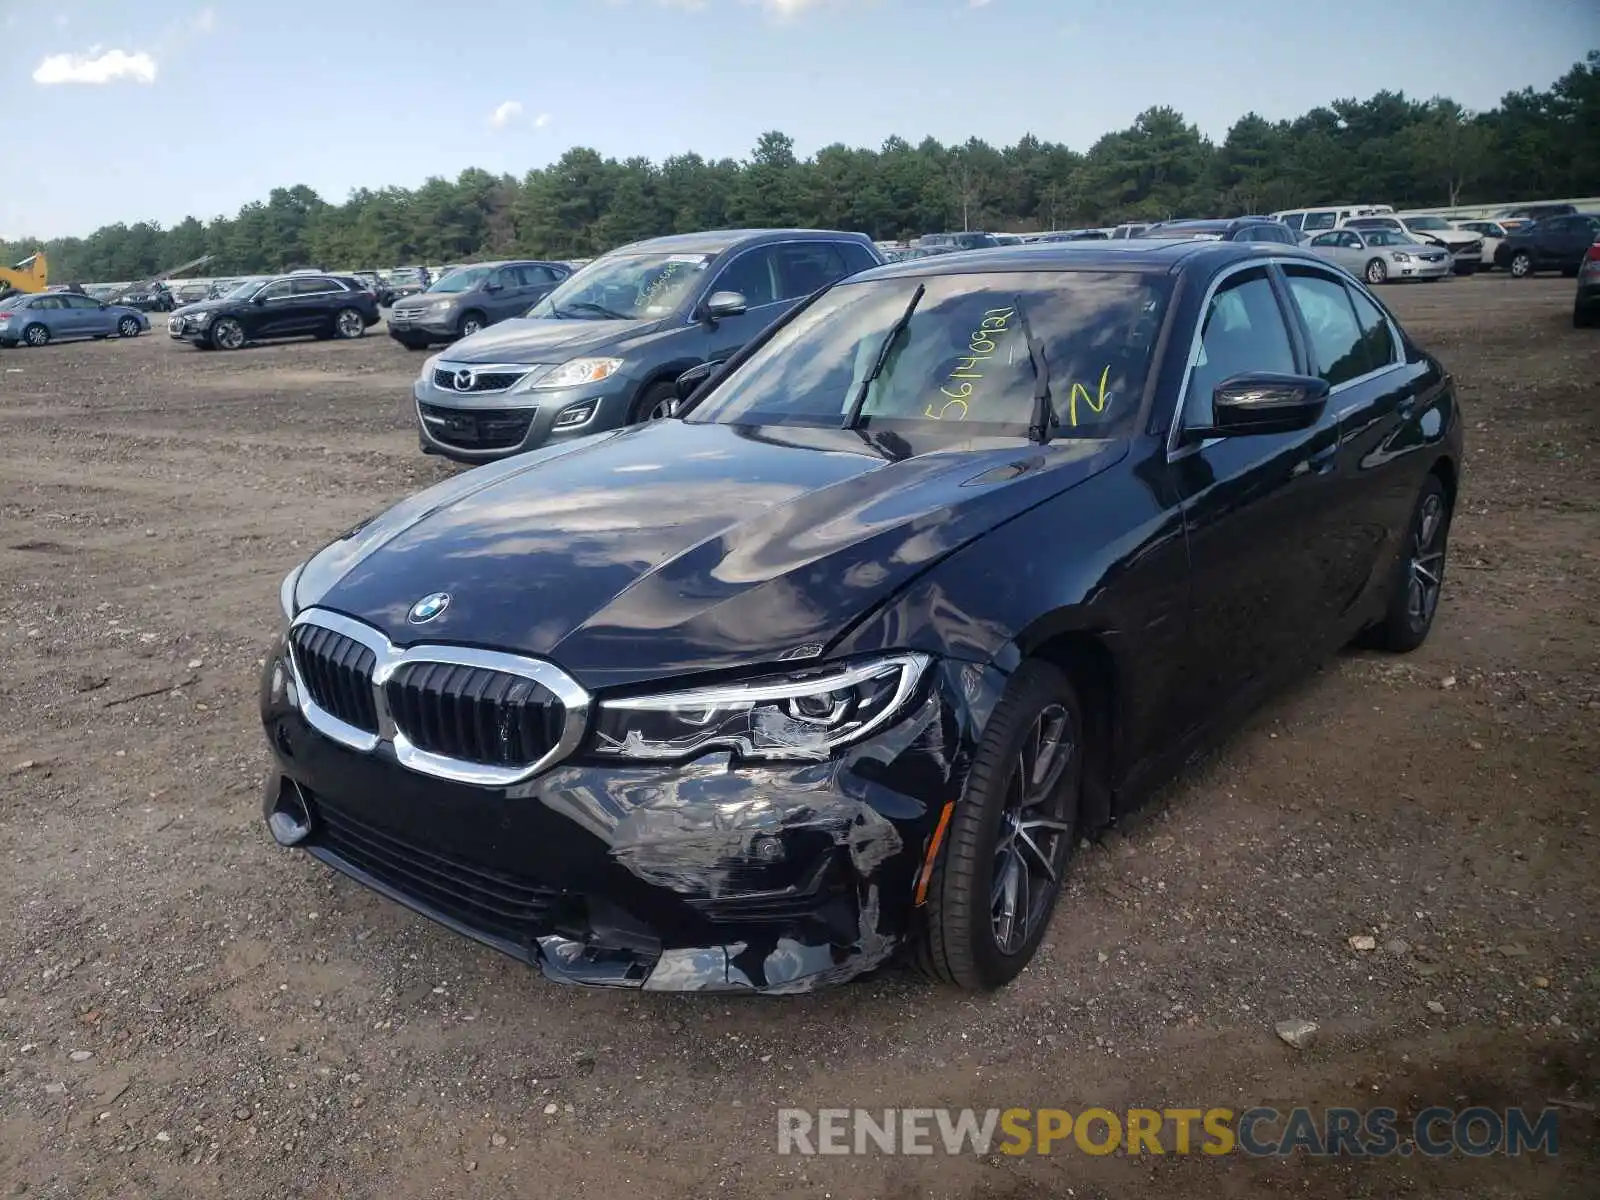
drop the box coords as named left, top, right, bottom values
left=607, top=229, right=869, bottom=256
left=1151, top=218, right=1275, bottom=232
left=851, top=239, right=1308, bottom=282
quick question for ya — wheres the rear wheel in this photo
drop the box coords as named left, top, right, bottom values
left=1368, top=475, right=1452, bottom=653
left=1365, top=258, right=1388, bottom=285
left=911, top=660, right=1084, bottom=990
left=117, top=316, right=140, bottom=338
left=22, top=323, right=49, bottom=347
left=210, top=317, right=245, bottom=350
left=1508, top=251, right=1533, bottom=278
left=334, top=307, right=365, bottom=339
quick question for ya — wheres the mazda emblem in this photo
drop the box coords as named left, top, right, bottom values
left=453, top=368, right=475, bottom=391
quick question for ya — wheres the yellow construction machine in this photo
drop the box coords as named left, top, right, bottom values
left=0, top=251, right=48, bottom=294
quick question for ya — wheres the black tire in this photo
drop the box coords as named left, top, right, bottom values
left=117, top=317, right=140, bottom=338
left=1364, top=258, right=1388, bottom=285
left=457, top=310, right=487, bottom=339
left=1560, top=266, right=1580, bottom=279
left=22, top=323, right=49, bottom=347
left=401, top=340, right=431, bottom=351
left=911, top=659, right=1084, bottom=990
left=333, top=308, right=365, bottom=340
left=1368, top=475, right=1452, bottom=653
left=210, top=317, right=245, bottom=351
left=1575, top=304, right=1597, bottom=329
left=628, top=381, right=679, bottom=424
left=195, top=342, right=216, bottom=352
left=1508, top=251, right=1533, bottom=279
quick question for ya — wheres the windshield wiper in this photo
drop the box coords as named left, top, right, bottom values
left=1013, top=293, right=1055, bottom=444
left=842, top=283, right=925, bottom=430
left=557, top=300, right=631, bottom=320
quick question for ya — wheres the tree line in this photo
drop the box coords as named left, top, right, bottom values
left=8, top=51, right=1596, bottom=283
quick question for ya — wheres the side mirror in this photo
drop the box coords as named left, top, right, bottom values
left=675, top=358, right=725, bottom=401
left=484, top=281, right=503, bottom=293
left=700, top=291, right=748, bottom=322
left=1201, top=373, right=1329, bottom=438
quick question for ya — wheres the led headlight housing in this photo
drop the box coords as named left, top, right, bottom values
left=591, top=653, right=930, bottom=762
left=279, top=562, right=305, bottom=621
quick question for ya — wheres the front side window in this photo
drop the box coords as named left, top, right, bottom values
left=711, top=248, right=781, bottom=307
left=688, top=270, right=1172, bottom=437
left=1283, top=269, right=1368, bottom=387
left=836, top=240, right=880, bottom=274
left=1310, top=233, right=1341, bottom=247
left=1346, top=285, right=1398, bottom=373
left=428, top=266, right=491, bottom=294
left=1280, top=213, right=1305, bottom=231
left=257, top=280, right=294, bottom=301
left=528, top=251, right=713, bottom=320
left=1183, top=269, right=1297, bottom=426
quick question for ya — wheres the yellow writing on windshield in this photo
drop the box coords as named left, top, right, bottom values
left=928, top=307, right=1014, bottom=420
left=1067, top=364, right=1112, bottom=427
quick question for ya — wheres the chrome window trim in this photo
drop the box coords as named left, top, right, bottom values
left=1165, top=255, right=1407, bottom=462
left=287, top=607, right=591, bottom=787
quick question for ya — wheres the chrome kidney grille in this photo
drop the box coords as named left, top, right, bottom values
left=285, top=609, right=590, bottom=786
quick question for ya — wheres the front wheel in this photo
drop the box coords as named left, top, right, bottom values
left=117, top=316, right=141, bottom=338
left=628, top=381, right=678, bottom=424
left=1365, top=258, right=1389, bottom=285
left=1368, top=476, right=1452, bottom=653
left=210, top=317, right=245, bottom=350
left=1508, top=252, right=1533, bottom=278
left=911, top=660, right=1084, bottom=990
left=457, top=311, right=486, bottom=339
left=334, top=308, right=365, bottom=339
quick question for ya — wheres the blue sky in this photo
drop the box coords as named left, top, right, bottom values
left=2, top=0, right=1594, bottom=241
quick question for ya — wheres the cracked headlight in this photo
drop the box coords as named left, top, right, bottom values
left=591, top=653, right=930, bottom=762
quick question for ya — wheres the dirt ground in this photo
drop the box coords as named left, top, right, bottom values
left=0, top=276, right=1596, bottom=1199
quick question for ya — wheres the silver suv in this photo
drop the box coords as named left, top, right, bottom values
left=388, top=260, right=569, bottom=349
left=413, top=229, right=882, bottom=463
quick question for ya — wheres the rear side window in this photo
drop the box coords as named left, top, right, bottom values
left=1283, top=269, right=1368, bottom=387
left=772, top=243, right=848, bottom=301
left=292, top=277, right=338, bottom=295
left=1183, top=268, right=1297, bottom=426
left=1302, top=211, right=1337, bottom=232
left=1279, top=212, right=1305, bottom=232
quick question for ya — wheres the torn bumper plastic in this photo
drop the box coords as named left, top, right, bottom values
left=260, top=653, right=1005, bottom=993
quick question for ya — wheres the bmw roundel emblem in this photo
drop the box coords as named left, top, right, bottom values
left=408, top=592, right=451, bottom=624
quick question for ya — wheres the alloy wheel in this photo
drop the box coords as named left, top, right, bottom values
left=336, top=309, right=364, bottom=339
left=213, top=318, right=244, bottom=350
left=1407, top=493, right=1447, bottom=631
left=990, top=704, right=1075, bottom=956
left=118, top=318, right=139, bottom=338
left=460, top=316, right=483, bottom=337
left=1510, top=253, right=1532, bottom=278
left=24, top=324, right=49, bottom=347
left=1367, top=259, right=1388, bottom=285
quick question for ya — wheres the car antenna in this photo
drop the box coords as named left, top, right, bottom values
left=1013, top=293, right=1055, bottom=444
left=841, top=283, right=925, bottom=430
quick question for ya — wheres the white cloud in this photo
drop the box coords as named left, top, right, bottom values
left=534, top=112, right=552, bottom=128
left=748, top=0, right=825, bottom=16
left=194, top=7, right=217, bottom=34
left=32, top=49, right=158, bottom=86
left=489, top=100, right=524, bottom=129
left=970, top=0, right=996, bottom=7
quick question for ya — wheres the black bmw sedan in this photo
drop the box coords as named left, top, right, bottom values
left=261, top=240, right=1462, bottom=993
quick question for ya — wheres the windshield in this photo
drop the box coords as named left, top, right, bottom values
left=1403, top=217, right=1453, bottom=231
left=426, top=266, right=489, bottom=294
left=686, top=271, right=1171, bottom=436
left=527, top=251, right=711, bottom=321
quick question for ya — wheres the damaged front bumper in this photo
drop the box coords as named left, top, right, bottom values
left=259, top=652, right=1004, bottom=993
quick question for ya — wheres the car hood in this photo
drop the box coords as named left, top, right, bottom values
left=296, top=422, right=1128, bottom=686
left=440, top=315, right=659, bottom=364
left=1403, top=228, right=1479, bottom=247
left=171, top=298, right=234, bottom=316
